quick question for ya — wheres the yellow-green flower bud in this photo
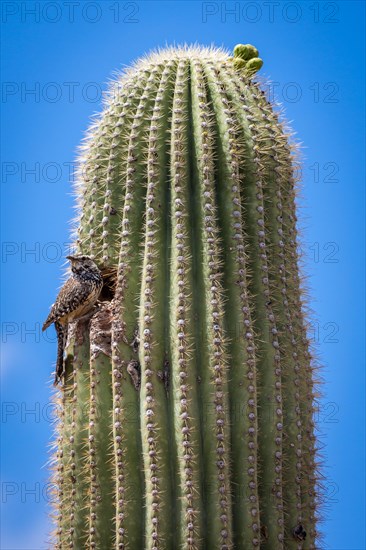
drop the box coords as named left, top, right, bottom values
left=246, top=57, right=264, bottom=74
left=233, top=43, right=259, bottom=61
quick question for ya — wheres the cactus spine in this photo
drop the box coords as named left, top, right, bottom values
left=51, top=44, right=319, bottom=549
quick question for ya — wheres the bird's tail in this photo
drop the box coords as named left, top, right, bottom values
left=54, top=321, right=68, bottom=385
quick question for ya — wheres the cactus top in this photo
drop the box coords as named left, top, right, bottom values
left=72, top=43, right=287, bottom=269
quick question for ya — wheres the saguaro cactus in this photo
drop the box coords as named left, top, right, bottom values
left=51, top=44, right=319, bottom=549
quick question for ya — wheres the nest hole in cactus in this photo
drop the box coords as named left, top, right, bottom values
left=99, top=265, right=117, bottom=302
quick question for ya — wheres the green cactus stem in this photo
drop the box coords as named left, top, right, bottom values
left=50, top=43, right=319, bottom=549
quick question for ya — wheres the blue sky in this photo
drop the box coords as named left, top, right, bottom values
left=1, top=1, right=365, bottom=548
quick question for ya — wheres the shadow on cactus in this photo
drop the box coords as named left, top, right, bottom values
left=47, top=42, right=321, bottom=549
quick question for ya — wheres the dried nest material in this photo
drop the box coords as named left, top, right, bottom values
left=90, top=303, right=112, bottom=359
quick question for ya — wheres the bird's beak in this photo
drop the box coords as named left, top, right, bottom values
left=66, top=255, right=75, bottom=261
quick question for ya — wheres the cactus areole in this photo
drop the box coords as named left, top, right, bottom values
left=51, top=44, right=318, bottom=549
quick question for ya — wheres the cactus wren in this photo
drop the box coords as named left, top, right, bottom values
left=42, top=255, right=103, bottom=385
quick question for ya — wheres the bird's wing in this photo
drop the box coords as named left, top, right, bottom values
left=42, top=277, right=83, bottom=331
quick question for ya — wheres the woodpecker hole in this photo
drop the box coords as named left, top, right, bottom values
left=99, top=266, right=117, bottom=302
